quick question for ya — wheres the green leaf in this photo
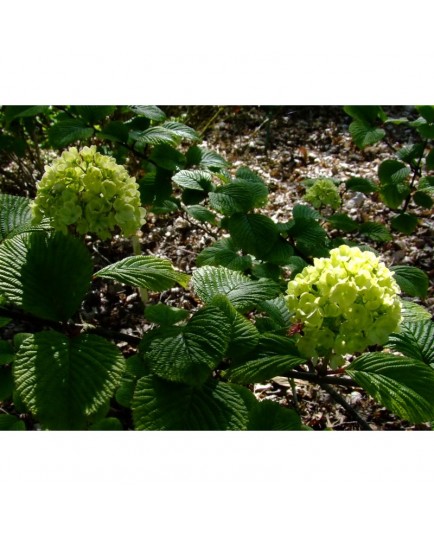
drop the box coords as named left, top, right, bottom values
left=247, top=400, right=305, bottom=431
left=0, top=340, right=14, bottom=365
left=144, top=303, right=189, bottom=326
left=149, top=144, right=186, bottom=171
left=186, top=205, right=218, bottom=225
left=132, top=375, right=249, bottom=430
left=292, top=203, right=321, bottom=220
left=144, top=306, right=230, bottom=385
left=379, top=183, right=410, bottom=209
left=48, top=119, right=94, bottom=148
left=130, top=105, right=166, bottom=122
left=94, top=255, right=190, bottom=291
left=391, top=265, right=429, bottom=298
left=192, top=265, right=280, bottom=313
left=285, top=256, right=309, bottom=277
left=327, top=213, right=359, bottom=232
left=130, top=126, right=179, bottom=146
left=418, top=124, right=434, bottom=139
left=261, top=238, right=294, bottom=265
left=172, top=169, right=214, bottom=191
left=195, top=147, right=229, bottom=171
left=387, top=320, right=434, bottom=366
left=359, top=222, right=392, bottom=242
left=196, top=237, right=252, bottom=271
left=257, top=296, right=292, bottom=329
left=390, top=213, right=419, bottom=234
left=344, top=106, right=383, bottom=123
left=401, top=300, right=432, bottom=322
left=288, top=218, right=329, bottom=255
left=426, top=149, right=434, bottom=171
left=349, top=120, right=385, bottom=149
left=413, top=190, right=433, bottom=209
left=227, top=354, right=306, bottom=384
left=0, top=194, right=32, bottom=240
left=416, top=106, right=434, bottom=123
left=209, top=295, right=260, bottom=359
left=0, top=317, right=12, bottom=328
left=161, top=121, right=200, bottom=142
left=3, top=106, right=50, bottom=122
left=97, top=121, right=130, bottom=143
left=228, top=213, right=279, bottom=259
left=0, top=231, right=93, bottom=322
left=0, top=414, right=26, bottom=431
left=396, top=143, right=425, bottom=164
left=0, top=367, right=14, bottom=400
left=347, top=352, right=434, bottom=423
left=378, top=160, right=411, bottom=185
left=14, top=331, right=125, bottom=430
left=345, top=177, right=378, bottom=194
left=74, top=106, right=116, bottom=124
left=209, top=180, right=268, bottom=216
left=89, top=417, right=123, bottom=431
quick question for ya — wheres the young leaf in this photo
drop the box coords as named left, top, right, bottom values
left=14, top=332, right=125, bottom=430
left=132, top=375, right=249, bottom=430
left=387, top=321, right=434, bottom=366
left=94, top=255, right=190, bottom=291
left=391, top=265, right=429, bottom=298
left=48, top=119, right=94, bottom=148
left=349, top=120, right=385, bottom=149
left=247, top=399, right=305, bottom=431
left=227, top=354, right=306, bottom=384
left=0, top=194, right=32, bottom=240
left=144, top=306, right=231, bottom=386
left=192, top=265, right=280, bottom=313
left=347, top=352, right=434, bottom=423
left=0, top=231, right=93, bottom=322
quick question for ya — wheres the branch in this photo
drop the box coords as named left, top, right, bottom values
left=320, top=383, right=373, bottom=431
left=285, top=369, right=358, bottom=387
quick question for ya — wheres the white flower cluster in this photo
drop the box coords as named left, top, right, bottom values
left=32, top=146, right=146, bottom=240
left=286, top=245, right=402, bottom=365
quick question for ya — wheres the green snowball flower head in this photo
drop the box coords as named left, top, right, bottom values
left=286, top=245, right=402, bottom=366
left=31, top=145, right=146, bottom=240
left=303, top=178, right=341, bottom=210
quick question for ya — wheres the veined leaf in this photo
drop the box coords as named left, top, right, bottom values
left=400, top=300, right=432, bottom=322
left=391, top=265, right=429, bottom=298
left=378, top=160, right=410, bottom=185
left=387, top=320, right=434, bottom=366
left=227, top=354, right=306, bottom=384
left=196, top=148, right=229, bottom=171
left=209, top=180, right=269, bottom=216
left=89, top=417, right=123, bottom=431
left=74, top=106, right=116, bottom=123
left=359, top=222, right=392, bottom=242
left=292, top=203, right=321, bottom=220
left=172, top=169, right=214, bottom=191
left=196, top=237, right=252, bottom=271
left=426, top=149, right=434, bottom=171
left=209, top=295, right=260, bottom=359
left=186, top=205, right=218, bottom=225
left=327, top=213, right=359, bottom=232
left=228, top=213, right=279, bottom=259
left=149, top=144, right=186, bottom=171
left=0, top=231, right=93, bottom=321
left=344, top=106, right=383, bottom=123
left=130, top=105, right=166, bottom=122
left=390, top=214, right=419, bottom=234
left=192, top=265, right=280, bottom=313
left=347, top=352, right=434, bottom=423
left=349, top=120, right=385, bottom=149
left=416, top=106, right=434, bottom=123
left=94, top=255, right=190, bottom=290
left=132, top=375, right=249, bottom=430
left=161, top=121, right=201, bottom=142
left=257, top=296, right=293, bottom=328
left=48, top=119, right=94, bottom=148
left=130, top=126, right=179, bottom=146
left=14, top=332, right=125, bottom=430
left=144, top=306, right=230, bottom=386
left=0, top=194, right=32, bottom=240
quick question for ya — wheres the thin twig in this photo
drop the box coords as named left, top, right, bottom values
left=320, top=383, right=373, bottom=431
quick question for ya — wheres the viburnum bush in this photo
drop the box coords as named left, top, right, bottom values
left=0, top=105, right=433, bottom=431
